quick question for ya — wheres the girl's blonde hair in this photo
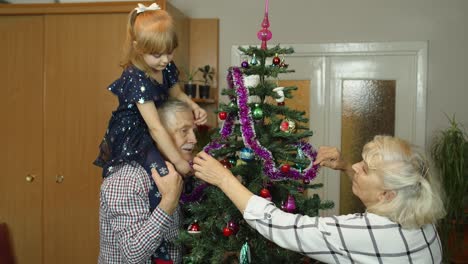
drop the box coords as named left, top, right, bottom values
left=121, top=8, right=178, bottom=75
left=364, top=135, right=446, bottom=229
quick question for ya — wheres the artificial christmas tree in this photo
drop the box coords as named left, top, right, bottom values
left=179, top=1, right=333, bottom=263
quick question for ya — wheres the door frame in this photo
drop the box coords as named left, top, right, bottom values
left=232, top=42, right=428, bottom=215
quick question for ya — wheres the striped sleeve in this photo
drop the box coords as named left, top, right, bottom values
left=243, top=195, right=344, bottom=263
left=243, top=195, right=442, bottom=263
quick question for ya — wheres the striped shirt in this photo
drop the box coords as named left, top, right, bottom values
left=99, top=163, right=182, bottom=264
left=244, top=195, right=442, bottom=264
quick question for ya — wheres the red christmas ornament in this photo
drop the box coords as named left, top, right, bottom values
left=280, top=120, right=289, bottom=132
left=218, top=111, right=227, bottom=120
left=188, top=221, right=201, bottom=234
left=259, top=188, right=272, bottom=201
left=279, top=55, right=289, bottom=68
left=220, top=159, right=232, bottom=169
left=280, top=61, right=289, bottom=68
left=223, top=227, right=233, bottom=237
left=259, top=188, right=270, bottom=197
left=281, top=164, right=291, bottom=173
left=277, top=101, right=285, bottom=106
left=272, top=54, right=281, bottom=65
left=280, top=119, right=295, bottom=133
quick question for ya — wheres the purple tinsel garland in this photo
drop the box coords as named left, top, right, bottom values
left=180, top=182, right=209, bottom=204
left=203, top=68, right=237, bottom=154
left=204, top=67, right=319, bottom=181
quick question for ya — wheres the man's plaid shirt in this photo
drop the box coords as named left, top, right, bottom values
left=244, top=195, right=442, bottom=264
left=99, top=162, right=182, bottom=264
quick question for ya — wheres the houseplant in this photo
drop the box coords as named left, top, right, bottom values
left=197, top=64, right=215, bottom=99
left=182, top=67, right=198, bottom=98
left=431, top=114, right=468, bottom=263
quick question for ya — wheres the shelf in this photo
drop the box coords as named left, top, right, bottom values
left=192, top=98, right=216, bottom=104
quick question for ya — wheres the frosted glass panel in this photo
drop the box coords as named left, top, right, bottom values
left=340, top=79, right=395, bottom=214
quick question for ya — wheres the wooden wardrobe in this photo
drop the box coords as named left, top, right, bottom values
left=0, top=1, right=176, bottom=263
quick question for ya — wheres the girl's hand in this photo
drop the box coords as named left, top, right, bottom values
left=193, top=107, right=207, bottom=125
left=174, top=159, right=193, bottom=176
left=193, top=151, right=233, bottom=187
left=151, top=162, right=183, bottom=214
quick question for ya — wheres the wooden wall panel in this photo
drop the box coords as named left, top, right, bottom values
left=0, top=1, right=164, bottom=15
left=43, top=13, right=127, bottom=263
left=167, top=2, right=190, bottom=75
left=0, top=2, right=170, bottom=263
left=0, top=15, right=44, bottom=264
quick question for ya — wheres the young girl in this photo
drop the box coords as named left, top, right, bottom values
left=94, top=4, right=207, bottom=178
left=96, top=5, right=206, bottom=262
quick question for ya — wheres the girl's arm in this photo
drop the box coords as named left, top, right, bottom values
left=137, top=101, right=191, bottom=175
left=169, top=83, right=208, bottom=125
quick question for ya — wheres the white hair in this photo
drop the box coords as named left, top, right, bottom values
left=158, top=99, right=192, bottom=129
left=364, top=135, right=446, bottom=229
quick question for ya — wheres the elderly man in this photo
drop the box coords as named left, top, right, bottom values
left=99, top=99, right=197, bottom=264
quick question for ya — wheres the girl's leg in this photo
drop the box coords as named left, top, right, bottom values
left=143, top=146, right=169, bottom=177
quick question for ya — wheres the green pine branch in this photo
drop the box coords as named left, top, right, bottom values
left=180, top=44, right=334, bottom=263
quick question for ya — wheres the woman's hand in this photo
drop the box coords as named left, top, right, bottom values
left=314, top=146, right=355, bottom=180
left=192, top=151, right=233, bottom=187
left=313, top=146, right=348, bottom=170
left=193, top=151, right=254, bottom=212
left=192, top=106, right=208, bottom=125
left=151, top=162, right=183, bottom=215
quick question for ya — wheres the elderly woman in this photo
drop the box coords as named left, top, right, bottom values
left=190, top=135, right=445, bottom=263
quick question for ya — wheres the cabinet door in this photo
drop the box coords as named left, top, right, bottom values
left=43, top=13, right=124, bottom=263
left=0, top=16, right=44, bottom=264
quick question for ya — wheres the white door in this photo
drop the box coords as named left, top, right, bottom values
left=232, top=42, right=428, bottom=216
left=320, top=54, right=425, bottom=215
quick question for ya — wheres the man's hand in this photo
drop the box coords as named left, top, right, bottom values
left=151, top=162, right=183, bottom=215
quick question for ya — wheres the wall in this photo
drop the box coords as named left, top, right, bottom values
left=189, top=19, right=219, bottom=127
left=170, top=0, right=468, bottom=147
left=166, top=2, right=190, bottom=72
left=6, top=0, right=468, bottom=146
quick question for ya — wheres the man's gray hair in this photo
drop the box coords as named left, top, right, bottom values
left=158, top=99, right=192, bottom=128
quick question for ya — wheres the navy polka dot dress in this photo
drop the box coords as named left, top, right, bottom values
left=94, top=62, right=179, bottom=178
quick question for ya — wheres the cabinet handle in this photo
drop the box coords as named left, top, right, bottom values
left=25, top=174, right=36, bottom=183
left=56, top=175, right=64, bottom=184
